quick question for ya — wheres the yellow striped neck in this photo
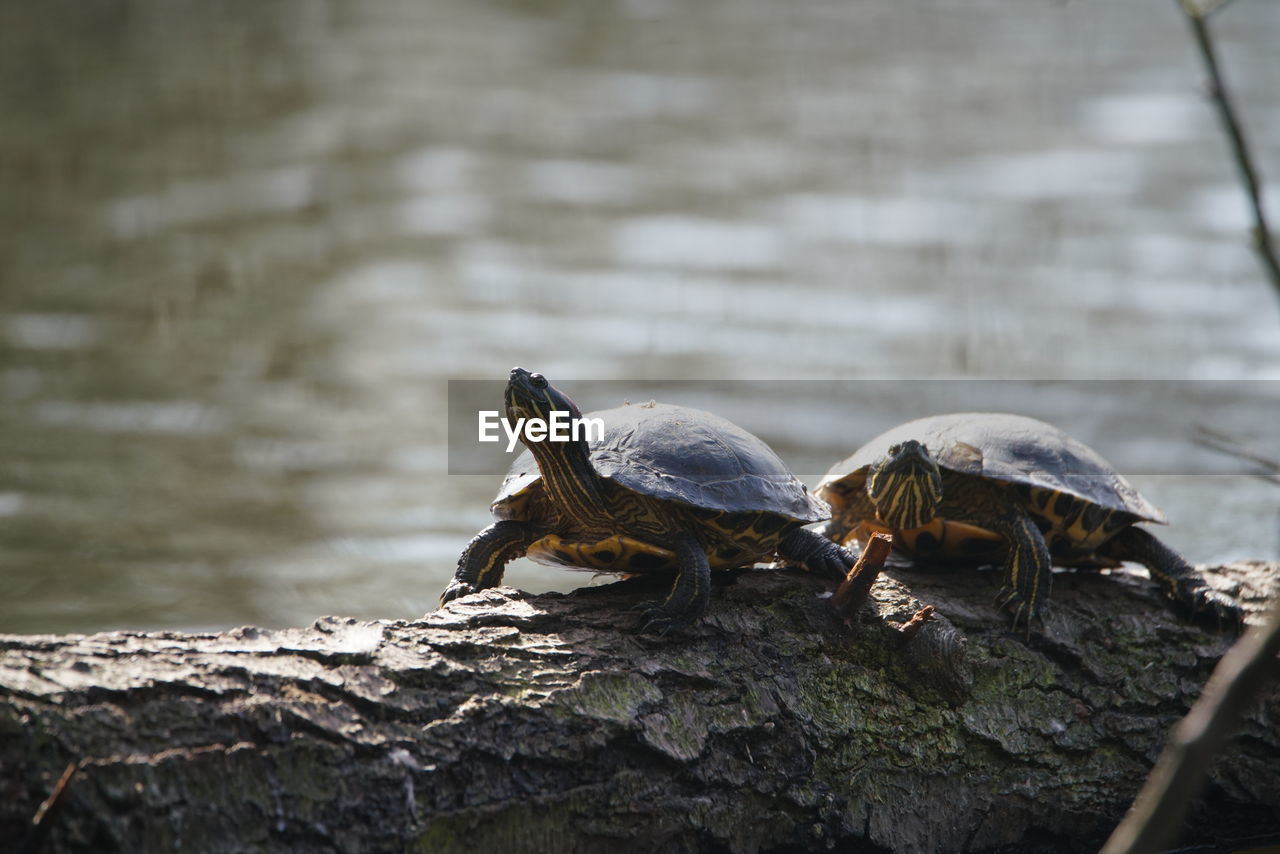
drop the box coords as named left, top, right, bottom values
left=527, top=434, right=612, bottom=526
left=867, top=467, right=941, bottom=530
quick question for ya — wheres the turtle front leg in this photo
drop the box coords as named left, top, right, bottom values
left=812, top=518, right=858, bottom=551
left=440, top=520, right=543, bottom=606
left=639, top=535, right=711, bottom=634
left=1099, top=527, right=1243, bottom=629
left=777, top=526, right=857, bottom=579
left=993, top=513, right=1053, bottom=630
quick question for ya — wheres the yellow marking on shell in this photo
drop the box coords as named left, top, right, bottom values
left=712, top=511, right=789, bottom=552
left=527, top=529, right=762, bottom=574
left=1065, top=519, right=1102, bottom=550
left=1027, top=487, right=1056, bottom=517
left=1028, top=486, right=1116, bottom=551
left=853, top=519, right=1003, bottom=558
left=1069, top=511, right=1119, bottom=551
left=527, top=533, right=678, bottom=572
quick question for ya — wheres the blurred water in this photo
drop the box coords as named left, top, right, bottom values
left=0, top=0, right=1277, bottom=634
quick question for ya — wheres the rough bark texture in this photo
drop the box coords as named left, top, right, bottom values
left=2, top=562, right=1278, bottom=854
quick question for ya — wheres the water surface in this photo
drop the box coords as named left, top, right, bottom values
left=1, top=0, right=1277, bottom=634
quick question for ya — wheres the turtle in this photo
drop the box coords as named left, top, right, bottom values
left=439, top=367, right=854, bottom=631
left=813, top=412, right=1243, bottom=628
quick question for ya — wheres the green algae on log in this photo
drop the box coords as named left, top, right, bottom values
left=2, top=562, right=1278, bottom=853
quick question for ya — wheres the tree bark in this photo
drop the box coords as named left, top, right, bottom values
left=2, top=562, right=1278, bottom=854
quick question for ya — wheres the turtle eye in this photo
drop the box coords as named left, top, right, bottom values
left=530, top=373, right=548, bottom=389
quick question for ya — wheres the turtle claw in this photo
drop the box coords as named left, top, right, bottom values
left=626, top=600, right=658, bottom=623
left=830, top=546, right=859, bottom=576
left=628, top=594, right=695, bottom=635
left=809, top=553, right=853, bottom=581
left=1180, top=584, right=1245, bottom=632
left=438, top=579, right=478, bottom=606
left=636, top=603, right=692, bottom=636
left=995, top=587, right=1039, bottom=635
left=812, top=544, right=857, bottom=580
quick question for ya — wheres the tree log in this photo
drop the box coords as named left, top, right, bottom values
left=2, top=562, right=1278, bottom=853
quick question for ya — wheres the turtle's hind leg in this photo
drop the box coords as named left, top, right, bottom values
left=1099, top=527, right=1243, bottom=628
left=440, top=520, right=543, bottom=605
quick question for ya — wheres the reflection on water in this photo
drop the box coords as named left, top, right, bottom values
left=0, top=0, right=1277, bottom=634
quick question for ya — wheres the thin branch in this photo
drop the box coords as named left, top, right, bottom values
left=829, top=531, right=892, bottom=624
left=1100, top=598, right=1280, bottom=854
left=1178, top=0, right=1280, bottom=299
left=1194, top=424, right=1280, bottom=487
left=18, top=761, right=78, bottom=854
left=1195, top=0, right=1237, bottom=18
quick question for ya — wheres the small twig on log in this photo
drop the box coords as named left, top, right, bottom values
left=1100, top=597, right=1280, bottom=854
left=1177, top=0, right=1280, bottom=299
left=1194, top=424, right=1280, bottom=487
left=895, top=604, right=936, bottom=642
left=829, top=532, right=893, bottom=624
left=19, top=761, right=78, bottom=854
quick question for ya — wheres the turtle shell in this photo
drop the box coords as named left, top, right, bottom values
left=493, top=402, right=827, bottom=523
left=817, top=412, right=1165, bottom=523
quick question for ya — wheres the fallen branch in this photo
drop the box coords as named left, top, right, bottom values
left=1, top=561, right=1277, bottom=853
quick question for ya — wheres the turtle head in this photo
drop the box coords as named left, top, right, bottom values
left=505, top=367, right=584, bottom=441
left=865, top=439, right=944, bottom=529
left=505, top=367, right=607, bottom=517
